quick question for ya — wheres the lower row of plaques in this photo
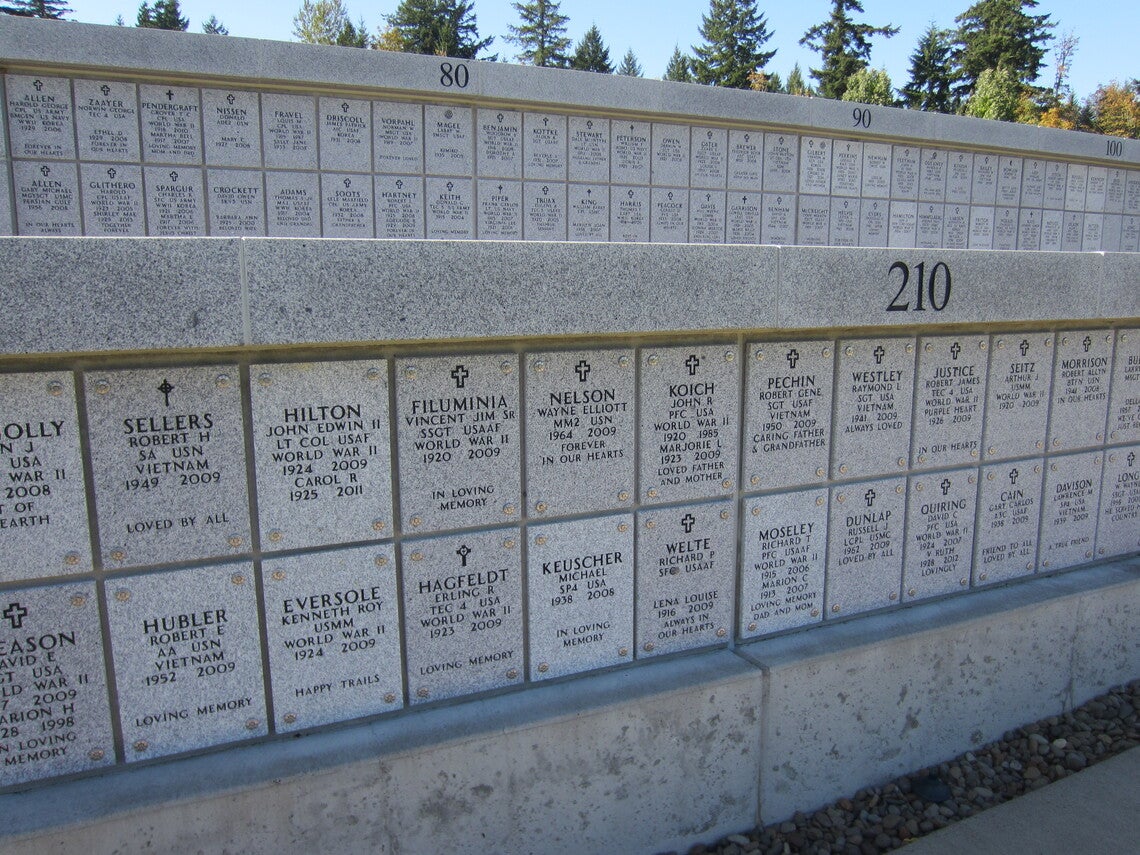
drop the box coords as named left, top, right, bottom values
left=3, top=446, right=1137, bottom=788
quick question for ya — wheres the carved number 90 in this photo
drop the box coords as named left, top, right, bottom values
left=887, top=261, right=951, bottom=312
left=852, top=107, right=871, bottom=128
left=440, top=62, right=469, bottom=88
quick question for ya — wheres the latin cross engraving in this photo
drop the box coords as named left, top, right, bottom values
left=165, top=89, right=174, bottom=100
left=950, top=341, right=962, bottom=360
left=451, top=364, right=470, bottom=389
left=873, top=345, right=886, bottom=365
left=1082, top=335, right=1092, bottom=353
left=685, top=354, right=701, bottom=376
left=864, top=489, right=877, bottom=507
left=3, top=601, right=29, bottom=630
left=1019, top=339, right=1030, bottom=356
left=100, top=84, right=111, bottom=96
left=1128, top=452, right=1136, bottom=468
left=786, top=348, right=800, bottom=369
left=575, top=359, right=591, bottom=383
left=1009, top=468, right=1020, bottom=485
left=681, top=513, right=696, bottom=534
left=940, top=478, right=952, bottom=495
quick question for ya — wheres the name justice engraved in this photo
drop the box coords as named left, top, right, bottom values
left=652, top=381, right=731, bottom=487
left=918, top=361, right=982, bottom=456
left=845, top=368, right=906, bottom=434
left=753, top=373, right=825, bottom=452
left=537, top=388, right=628, bottom=464
left=264, top=403, right=380, bottom=504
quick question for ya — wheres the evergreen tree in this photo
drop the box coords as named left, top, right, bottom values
left=663, top=46, right=692, bottom=82
left=616, top=48, right=643, bottom=77
left=570, top=24, right=612, bottom=73
left=691, top=0, right=776, bottom=89
left=293, top=0, right=349, bottom=44
left=508, top=0, right=570, bottom=67
left=800, top=0, right=898, bottom=100
left=137, top=0, right=188, bottom=30
left=786, top=63, right=813, bottom=96
left=202, top=15, right=228, bottom=35
left=749, top=69, right=783, bottom=92
left=337, top=17, right=370, bottom=47
left=386, top=0, right=493, bottom=59
left=114, top=14, right=125, bottom=24
left=0, top=0, right=71, bottom=17
left=900, top=24, right=955, bottom=112
left=841, top=67, right=894, bottom=105
left=964, top=65, right=1021, bottom=120
left=953, top=0, right=1053, bottom=99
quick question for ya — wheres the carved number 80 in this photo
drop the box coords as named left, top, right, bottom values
left=887, top=261, right=951, bottom=312
left=440, top=62, right=469, bottom=88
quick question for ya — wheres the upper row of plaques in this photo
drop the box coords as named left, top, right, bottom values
left=1, top=330, right=1136, bottom=579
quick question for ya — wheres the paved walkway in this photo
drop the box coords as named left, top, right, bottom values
left=900, top=746, right=1140, bottom=854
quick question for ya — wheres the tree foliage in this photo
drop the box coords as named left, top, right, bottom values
left=385, top=0, right=493, bottom=59
left=691, top=0, right=776, bottom=89
left=137, top=0, right=188, bottom=30
left=900, top=24, right=955, bottom=112
left=663, top=46, right=692, bottom=82
left=0, top=0, right=71, bottom=17
left=953, top=0, right=1053, bottom=98
left=507, top=0, right=570, bottom=67
left=800, top=0, right=898, bottom=100
left=842, top=67, right=894, bottom=105
left=617, top=47, right=643, bottom=77
left=570, top=24, right=612, bottom=73
left=293, top=0, right=348, bottom=44
left=1088, top=81, right=1140, bottom=138
left=202, top=15, right=228, bottom=35
left=786, top=63, right=813, bottom=97
left=964, top=65, right=1022, bottom=120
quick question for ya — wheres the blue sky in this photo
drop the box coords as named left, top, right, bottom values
left=62, top=1, right=1135, bottom=100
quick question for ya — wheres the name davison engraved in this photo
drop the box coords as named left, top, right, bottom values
left=265, top=403, right=379, bottom=504
left=547, top=551, right=622, bottom=646
left=0, top=419, right=66, bottom=532
left=537, top=388, right=627, bottom=466
left=279, top=587, right=387, bottom=690
left=417, top=567, right=512, bottom=670
left=753, top=373, right=825, bottom=452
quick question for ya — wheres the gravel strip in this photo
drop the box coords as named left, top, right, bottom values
left=678, top=679, right=1140, bottom=855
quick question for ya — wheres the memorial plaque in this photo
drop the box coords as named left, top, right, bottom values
left=261, top=93, right=317, bottom=170
left=139, top=84, right=201, bottom=164
left=761, top=193, right=795, bottom=244
left=263, top=544, right=402, bottom=731
left=144, top=166, right=205, bottom=236
left=826, top=477, right=905, bottom=617
left=984, top=333, right=1052, bottom=461
left=476, top=108, right=521, bottom=178
left=762, top=132, right=798, bottom=193
left=524, top=112, right=567, bottom=180
left=568, top=183, right=609, bottom=241
left=912, top=335, right=987, bottom=470
left=1020, top=157, right=1046, bottom=208
left=74, top=78, right=139, bottom=162
left=996, top=156, right=1023, bottom=206
left=797, top=195, right=829, bottom=246
left=1048, top=330, right=1114, bottom=450
left=889, top=145, right=919, bottom=200
left=916, top=203, right=944, bottom=249
left=568, top=116, right=609, bottom=183
left=744, top=340, right=833, bottom=491
left=798, top=136, right=831, bottom=196
left=1107, top=328, right=1140, bottom=443
left=943, top=204, right=968, bottom=249
left=1043, top=160, right=1067, bottom=208
left=321, top=173, right=374, bottom=238
left=84, top=365, right=250, bottom=568
left=887, top=201, right=917, bottom=248
left=1082, top=213, right=1103, bottom=250
left=639, top=345, right=740, bottom=505
left=689, top=190, right=726, bottom=244
left=1064, top=163, right=1088, bottom=210
left=637, top=500, right=734, bottom=657
left=0, top=169, right=10, bottom=235
left=1104, top=167, right=1126, bottom=214
left=395, top=354, right=520, bottom=533
left=0, top=372, right=90, bottom=578
left=1096, top=445, right=1140, bottom=559
left=318, top=96, right=371, bottom=173
left=250, top=359, right=393, bottom=550
left=477, top=179, right=521, bottom=240
left=727, top=130, right=763, bottom=191
left=1061, top=211, right=1084, bottom=251
left=0, top=582, right=113, bottom=787
left=1039, top=451, right=1102, bottom=570
left=13, top=161, right=80, bottom=236
left=726, top=191, right=761, bottom=244
left=832, top=337, right=915, bottom=478
left=375, top=175, right=425, bottom=239
left=525, top=348, right=634, bottom=516
left=829, top=197, right=860, bottom=247
left=424, top=105, right=475, bottom=174
left=831, top=139, right=862, bottom=197
left=80, top=163, right=145, bottom=236
left=524, top=181, right=567, bottom=241
left=967, top=206, right=994, bottom=249
left=946, top=151, right=972, bottom=204
left=860, top=141, right=891, bottom=198
left=107, top=562, right=267, bottom=760
left=424, top=176, right=472, bottom=239
left=740, top=488, right=827, bottom=638
left=691, top=127, right=727, bottom=189
left=903, top=469, right=977, bottom=601
left=1085, top=166, right=1107, bottom=212
left=527, top=514, right=633, bottom=679
left=1127, top=170, right=1140, bottom=215
left=5, top=75, right=74, bottom=160
left=993, top=206, right=1018, bottom=251
left=858, top=198, right=888, bottom=247
left=611, top=120, right=650, bottom=185
left=970, top=153, right=998, bottom=205
left=1017, top=208, right=1042, bottom=251
left=1123, top=215, right=1140, bottom=252
left=1040, top=208, right=1063, bottom=251
left=401, top=529, right=522, bottom=703
left=611, top=186, right=649, bottom=242
left=651, top=188, right=688, bottom=243
left=266, top=171, right=320, bottom=237
left=374, top=100, right=423, bottom=175
left=918, top=148, right=947, bottom=203
left=1102, top=214, right=1122, bottom=253
left=651, top=123, right=689, bottom=187
left=202, top=88, right=260, bottom=167
left=974, top=460, right=1043, bottom=586
left=207, top=169, right=265, bottom=236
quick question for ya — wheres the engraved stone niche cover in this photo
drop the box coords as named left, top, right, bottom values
left=831, top=139, right=862, bottom=197
left=968, top=206, right=994, bottom=249
left=918, top=148, right=947, bottom=203
left=527, top=514, right=633, bottom=680
left=912, top=335, right=988, bottom=470
left=1107, top=328, right=1140, bottom=443
left=984, top=333, right=1052, bottom=461
left=1017, top=208, right=1042, bottom=251
left=689, top=189, right=726, bottom=244
left=611, top=120, right=651, bottom=185
left=997, top=156, right=1023, bottom=206
left=889, top=145, right=919, bottom=200
left=1096, top=445, right=1140, bottom=559
left=477, top=178, right=522, bottom=240
left=322, top=173, right=374, bottom=238
left=761, top=192, right=795, bottom=244
left=1104, top=168, right=1126, bottom=214
left=829, top=197, right=860, bottom=247
left=1043, top=160, right=1067, bottom=209
left=762, top=132, right=799, bottom=193
left=888, top=201, right=917, bottom=248
left=525, top=112, right=567, bottom=180
left=1059, top=211, right=1083, bottom=250
left=651, top=123, right=689, bottom=187
left=261, top=93, right=317, bottom=170
left=425, top=104, right=474, bottom=177
left=266, top=171, right=320, bottom=237
left=728, top=130, right=763, bottom=191
left=993, top=207, right=1018, bottom=251
left=202, top=88, right=261, bottom=168
left=974, top=460, right=1044, bottom=586
left=263, top=543, right=402, bottom=731
left=568, top=116, right=609, bottom=183
left=144, top=165, right=205, bottom=236
left=525, top=348, right=635, bottom=517
left=744, top=340, right=834, bottom=491
left=832, top=338, right=916, bottom=479
left=568, top=183, right=608, bottom=241
left=797, top=195, right=830, bottom=246
left=319, top=97, right=371, bottom=173
left=858, top=198, right=888, bottom=247
left=611, top=186, right=649, bottom=242
left=402, top=529, right=522, bottom=704
left=1039, top=451, right=1102, bottom=571
left=637, top=500, right=734, bottom=657
left=0, top=372, right=91, bottom=580
left=476, top=108, right=521, bottom=179
left=970, top=154, right=998, bottom=205
left=376, top=175, right=426, bottom=239
left=943, top=204, right=969, bottom=250
left=139, top=84, right=202, bottom=164
left=5, top=74, right=75, bottom=161
left=916, top=203, right=945, bottom=249
left=524, top=181, right=567, bottom=241
left=727, top=191, right=761, bottom=244
left=1020, top=157, right=1046, bottom=208
left=1048, top=330, right=1114, bottom=451
left=251, top=360, right=392, bottom=551
left=1082, top=213, right=1103, bottom=251
left=826, top=477, right=905, bottom=617
left=207, top=169, right=265, bottom=236
left=74, top=78, right=140, bottom=162
left=425, top=176, right=473, bottom=239
left=1065, top=163, right=1088, bottom=211
left=861, top=142, right=891, bottom=199
left=798, top=136, right=831, bottom=196
left=1040, top=209, right=1064, bottom=251
left=84, top=366, right=250, bottom=568
left=946, top=151, right=972, bottom=204
left=691, top=127, right=728, bottom=189
left=903, top=468, right=977, bottom=602
left=639, top=345, right=741, bottom=505
left=651, top=188, right=688, bottom=243
left=107, top=562, right=267, bottom=761
left=373, top=100, right=423, bottom=175
left=396, top=354, right=520, bottom=533
left=13, top=160, right=80, bottom=236
left=0, top=582, right=113, bottom=788
left=740, top=487, right=827, bottom=638
left=80, top=163, right=145, bottom=236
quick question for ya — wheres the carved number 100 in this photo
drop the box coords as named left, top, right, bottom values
left=887, top=261, right=951, bottom=312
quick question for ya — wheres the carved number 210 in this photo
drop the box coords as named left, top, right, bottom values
left=887, top=261, right=951, bottom=312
